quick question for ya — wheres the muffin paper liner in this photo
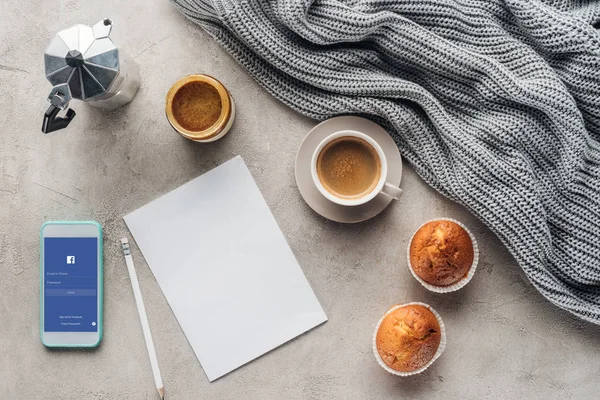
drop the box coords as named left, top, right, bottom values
left=406, top=218, right=479, bottom=293
left=372, top=302, right=446, bottom=376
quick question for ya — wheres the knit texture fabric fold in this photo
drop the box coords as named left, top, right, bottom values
left=171, top=0, right=600, bottom=324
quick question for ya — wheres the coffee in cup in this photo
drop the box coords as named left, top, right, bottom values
left=311, top=130, right=402, bottom=206
left=316, top=136, right=381, bottom=200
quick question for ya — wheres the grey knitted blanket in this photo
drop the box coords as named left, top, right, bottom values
left=171, top=0, right=600, bottom=324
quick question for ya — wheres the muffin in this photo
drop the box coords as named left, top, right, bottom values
left=374, top=304, right=443, bottom=373
left=409, top=219, right=475, bottom=288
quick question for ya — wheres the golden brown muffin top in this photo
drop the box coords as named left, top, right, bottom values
left=376, top=305, right=441, bottom=372
left=409, top=220, right=474, bottom=286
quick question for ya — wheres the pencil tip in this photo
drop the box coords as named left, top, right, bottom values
left=158, top=387, right=165, bottom=399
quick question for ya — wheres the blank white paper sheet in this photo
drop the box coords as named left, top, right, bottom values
left=124, top=156, right=327, bottom=381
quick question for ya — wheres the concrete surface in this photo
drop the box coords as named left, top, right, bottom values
left=1, top=1, right=600, bottom=399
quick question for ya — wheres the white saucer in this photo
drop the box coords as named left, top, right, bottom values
left=295, top=116, right=403, bottom=223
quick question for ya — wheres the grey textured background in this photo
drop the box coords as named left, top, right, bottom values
left=1, top=1, right=599, bottom=399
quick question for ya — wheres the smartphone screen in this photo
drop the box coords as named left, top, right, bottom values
left=43, top=237, right=99, bottom=333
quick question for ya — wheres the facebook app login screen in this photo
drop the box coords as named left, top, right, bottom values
left=44, top=238, right=98, bottom=332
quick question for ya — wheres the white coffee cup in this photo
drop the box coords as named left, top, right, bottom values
left=311, top=130, right=402, bottom=206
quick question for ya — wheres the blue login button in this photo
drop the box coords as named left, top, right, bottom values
left=45, top=289, right=97, bottom=297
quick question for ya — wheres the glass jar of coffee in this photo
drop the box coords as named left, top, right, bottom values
left=165, top=74, right=235, bottom=142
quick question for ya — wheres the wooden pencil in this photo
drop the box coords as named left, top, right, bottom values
left=121, top=237, right=165, bottom=399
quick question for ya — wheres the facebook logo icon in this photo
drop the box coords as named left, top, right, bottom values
left=66, top=256, right=75, bottom=264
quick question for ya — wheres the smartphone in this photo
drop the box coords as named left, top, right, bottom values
left=40, top=221, right=103, bottom=347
